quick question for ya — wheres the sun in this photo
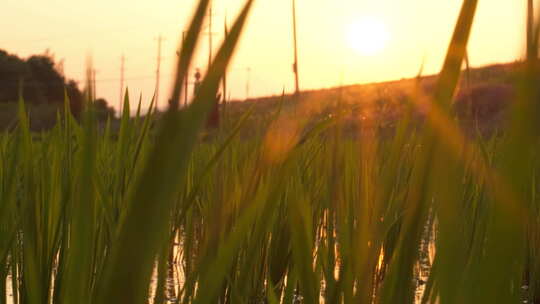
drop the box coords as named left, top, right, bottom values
left=347, top=17, right=390, bottom=56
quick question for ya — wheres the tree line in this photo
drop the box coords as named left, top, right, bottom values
left=0, top=49, right=114, bottom=120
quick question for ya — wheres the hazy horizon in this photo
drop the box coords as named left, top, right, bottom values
left=2, top=0, right=531, bottom=112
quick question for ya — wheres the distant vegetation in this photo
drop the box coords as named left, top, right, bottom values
left=0, top=49, right=115, bottom=129
left=225, top=62, right=518, bottom=138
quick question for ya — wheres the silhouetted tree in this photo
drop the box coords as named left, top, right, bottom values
left=0, top=49, right=30, bottom=102
left=0, top=49, right=109, bottom=119
left=26, top=54, right=65, bottom=103
left=94, top=98, right=116, bottom=120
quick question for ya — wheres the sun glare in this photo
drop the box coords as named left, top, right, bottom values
left=347, top=17, right=390, bottom=56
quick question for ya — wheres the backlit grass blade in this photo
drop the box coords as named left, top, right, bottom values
left=60, top=83, right=98, bottom=304
left=380, top=1, right=478, bottom=303
left=179, top=104, right=255, bottom=219
left=94, top=1, right=254, bottom=303
left=464, top=4, right=540, bottom=303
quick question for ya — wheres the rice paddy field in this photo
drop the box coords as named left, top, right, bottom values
left=2, top=0, right=540, bottom=303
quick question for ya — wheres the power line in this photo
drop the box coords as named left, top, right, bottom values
left=9, top=24, right=156, bottom=45
left=1, top=65, right=259, bottom=85
left=0, top=73, right=191, bottom=86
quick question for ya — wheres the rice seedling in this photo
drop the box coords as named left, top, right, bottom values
left=1, top=0, right=540, bottom=303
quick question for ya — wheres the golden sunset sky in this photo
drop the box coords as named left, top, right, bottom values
left=2, top=0, right=531, bottom=111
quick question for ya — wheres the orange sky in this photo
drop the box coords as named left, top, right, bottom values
left=2, top=0, right=531, bottom=112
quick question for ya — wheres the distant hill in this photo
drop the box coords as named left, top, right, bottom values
left=223, top=62, right=521, bottom=137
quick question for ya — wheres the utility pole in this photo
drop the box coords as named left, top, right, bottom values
left=119, top=54, right=125, bottom=113
left=92, top=69, right=97, bottom=101
left=292, top=0, right=300, bottom=97
left=245, top=67, right=251, bottom=100
left=155, top=35, right=165, bottom=109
